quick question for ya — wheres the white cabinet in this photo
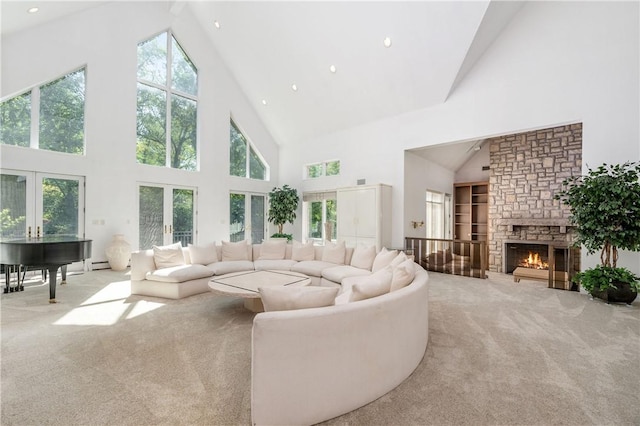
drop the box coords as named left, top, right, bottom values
left=337, top=184, right=392, bottom=251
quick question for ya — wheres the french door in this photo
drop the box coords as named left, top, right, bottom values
left=138, top=184, right=196, bottom=250
left=229, top=192, right=266, bottom=243
left=0, top=170, right=86, bottom=269
left=0, top=170, right=85, bottom=239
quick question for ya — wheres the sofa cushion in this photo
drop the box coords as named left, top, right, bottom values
left=152, top=242, right=185, bottom=269
left=222, top=240, right=251, bottom=261
left=371, top=247, right=398, bottom=272
left=145, top=264, right=213, bottom=283
left=259, top=286, right=339, bottom=312
left=292, top=240, right=315, bottom=261
left=208, top=261, right=254, bottom=275
left=391, top=259, right=417, bottom=292
left=258, top=239, right=287, bottom=260
left=322, top=241, right=346, bottom=264
left=390, top=251, right=408, bottom=268
left=349, top=266, right=393, bottom=302
left=321, top=265, right=371, bottom=284
left=254, top=259, right=297, bottom=271
left=350, top=245, right=376, bottom=270
left=188, top=243, right=218, bottom=265
left=291, top=260, right=337, bottom=278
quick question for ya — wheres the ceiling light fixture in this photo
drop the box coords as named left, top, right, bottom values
left=28, top=7, right=39, bottom=13
left=291, top=84, right=298, bottom=92
left=383, top=37, right=392, bottom=48
left=261, top=99, right=267, bottom=105
left=213, top=20, right=220, bottom=29
left=329, top=65, right=336, bottom=73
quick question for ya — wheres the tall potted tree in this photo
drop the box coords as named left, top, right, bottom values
left=268, top=185, right=299, bottom=241
left=555, top=162, right=640, bottom=303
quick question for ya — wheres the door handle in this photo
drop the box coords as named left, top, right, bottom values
left=28, top=226, right=32, bottom=239
left=37, top=226, right=41, bottom=239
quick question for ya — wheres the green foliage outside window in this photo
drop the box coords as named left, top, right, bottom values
left=0, top=92, right=31, bottom=147
left=42, top=178, right=78, bottom=236
left=326, top=161, right=340, bottom=176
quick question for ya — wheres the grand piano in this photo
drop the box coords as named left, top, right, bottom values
left=0, top=236, right=92, bottom=303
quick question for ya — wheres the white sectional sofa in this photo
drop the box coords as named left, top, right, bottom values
left=130, top=239, right=402, bottom=299
left=251, top=266, right=429, bottom=425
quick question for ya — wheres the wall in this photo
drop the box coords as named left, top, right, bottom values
left=488, top=123, right=582, bottom=272
left=0, top=2, right=280, bottom=263
left=280, top=1, right=639, bottom=272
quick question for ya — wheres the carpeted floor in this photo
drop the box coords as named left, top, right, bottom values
left=1, top=268, right=638, bottom=425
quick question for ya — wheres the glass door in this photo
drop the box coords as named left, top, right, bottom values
left=0, top=170, right=86, bottom=270
left=138, top=184, right=195, bottom=250
left=229, top=192, right=266, bottom=243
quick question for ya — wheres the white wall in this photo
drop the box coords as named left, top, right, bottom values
left=280, top=1, right=639, bottom=272
left=1, top=2, right=280, bottom=263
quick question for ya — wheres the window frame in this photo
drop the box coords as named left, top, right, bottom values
left=304, top=160, right=340, bottom=180
left=136, top=29, right=199, bottom=170
left=0, top=66, right=87, bottom=155
left=302, top=191, right=337, bottom=244
left=229, top=118, right=270, bottom=181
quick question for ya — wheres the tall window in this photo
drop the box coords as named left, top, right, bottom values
left=229, top=192, right=266, bottom=243
left=303, top=191, right=337, bottom=243
left=426, top=190, right=452, bottom=239
left=0, top=68, right=86, bottom=154
left=230, top=119, right=268, bottom=180
left=305, top=160, right=340, bottom=179
left=137, top=31, right=198, bottom=170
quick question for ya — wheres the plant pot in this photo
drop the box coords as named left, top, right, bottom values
left=592, top=281, right=638, bottom=304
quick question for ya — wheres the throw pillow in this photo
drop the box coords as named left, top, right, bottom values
left=291, top=240, right=315, bottom=261
left=259, top=286, right=339, bottom=312
left=390, top=251, right=408, bottom=268
left=349, top=266, right=393, bottom=302
left=390, top=259, right=417, bottom=292
left=322, top=240, right=346, bottom=264
left=221, top=240, right=250, bottom=261
left=152, top=242, right=185, bottom=269
left=258, top=239, right=287, bottom=260
left=188, top=242, right=217, bottom=265
left=371, top=247, right=398, bottom=272
left=350, top=245, right=376, bottom=270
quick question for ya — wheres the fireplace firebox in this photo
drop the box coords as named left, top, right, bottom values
left=504, top=241, right=577, bottom=290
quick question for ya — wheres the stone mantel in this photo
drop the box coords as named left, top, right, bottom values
left=495, top=218, right=573, bottom=234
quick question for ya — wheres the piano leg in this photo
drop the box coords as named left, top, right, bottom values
left=47, top=265, right=60, bottom=304
left=61, top=265, right=68, bottom=284
left=3, top=267, right=9, bottom=293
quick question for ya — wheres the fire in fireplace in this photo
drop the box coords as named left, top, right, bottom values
left=519, top=252, right=549, bottom=270
left=505, top=243, right=550, bottom=274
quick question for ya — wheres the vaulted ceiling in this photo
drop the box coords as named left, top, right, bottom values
left=2, top=1, right=525, bottom=157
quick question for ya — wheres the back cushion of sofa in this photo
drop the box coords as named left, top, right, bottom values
left=188, top=242, right=218, bottom=265
left=292, top=240, right=315, bottom=261
left=349, top=266, right=393, bottom=302
left=322, top=241, right=346, bottom=264
left=259, top=286, right=339, bottom=311
left=258, top=239, right=287, bottom=260
left=350, top=245, right=376, bottom=270
left=371, top=248, right=398, bottom=272
left=153, top=242, right=185, bottom=269
left=221, top=240, right=251, bottom=261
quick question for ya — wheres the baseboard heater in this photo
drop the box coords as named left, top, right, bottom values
left=91, top=261, right=111, bottom=270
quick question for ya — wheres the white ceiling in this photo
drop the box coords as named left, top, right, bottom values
left=1, top=0, right=525, bottom=171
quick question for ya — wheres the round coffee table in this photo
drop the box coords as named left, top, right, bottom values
left=208, top=270, right=311, bottom=312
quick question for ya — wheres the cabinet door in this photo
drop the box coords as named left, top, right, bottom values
left=337, top=190, right=358, bottom=238
left=355, top=188, right=377, bottom=237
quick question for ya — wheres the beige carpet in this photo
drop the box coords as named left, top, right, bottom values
left=1, top=268, right=638, bottom=425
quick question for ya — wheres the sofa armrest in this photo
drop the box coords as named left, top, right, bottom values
left=130, top=249, right=156, bottom=280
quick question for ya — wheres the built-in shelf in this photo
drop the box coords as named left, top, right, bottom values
left=454, top=181, right=488, bottom=241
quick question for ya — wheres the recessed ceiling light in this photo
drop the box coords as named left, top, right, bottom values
left=213, top=20, right=220, bottom=29
left=329, top=65, right=336, bottom=73
left=291, top=84, right=298, bottom=92
left=261, top=99, right=267, bottom=105
left=383, top=37, right=392, bottom=48
left=27, top=7, right=39, bottom=13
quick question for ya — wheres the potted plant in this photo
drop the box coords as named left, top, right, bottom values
left=268, top=185, right=299, bottom=241
left=555, top=162, right=640, bottom=303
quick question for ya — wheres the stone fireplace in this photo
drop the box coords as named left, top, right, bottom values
left=487, top=123, right=582, bottom=282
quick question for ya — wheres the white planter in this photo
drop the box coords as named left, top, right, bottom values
left=105, top=234, right=131, bottom=271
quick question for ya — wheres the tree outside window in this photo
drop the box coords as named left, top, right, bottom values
left=305, top=160, right=340, bottom=179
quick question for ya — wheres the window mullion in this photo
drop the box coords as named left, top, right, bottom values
left=165, top=33, right=172, bottom=168
left=245, top=142, right=250, bottom=178
left=30, top=87, right=39, bottom=149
